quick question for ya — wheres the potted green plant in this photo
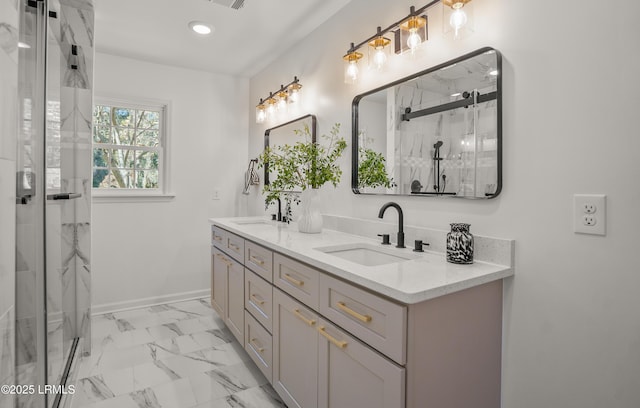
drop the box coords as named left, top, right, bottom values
left=259, top=123, right=346, bottom=233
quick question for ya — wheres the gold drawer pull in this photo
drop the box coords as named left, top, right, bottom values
left=336, top=301, right=372, bottom=323
left=283, top=273, right=304, bottom=287
left=249, top=338, right=264, bottom=353
left=250, top=255, right=265, bottom=266
left=229, top=243, right=240, bottom=251
left=318, top=326, right=347, bottom=349
left=215, top=253, right=232, bottom=267
left=213, top=235, right=222, bottom=242
left=250, top=293, right=265, bottom=305
left=293, top=309, right=316, bottom=327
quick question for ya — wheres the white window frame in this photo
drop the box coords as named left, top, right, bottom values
left=92, top=97, right=174, bottom=202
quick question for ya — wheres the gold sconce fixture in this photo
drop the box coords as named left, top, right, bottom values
left=255, top=76, right=302, bottom=123
left=342, top=0, right=475, bottom=84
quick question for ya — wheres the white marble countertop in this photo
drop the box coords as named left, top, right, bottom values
left=209, top=217, right=514, bottom=305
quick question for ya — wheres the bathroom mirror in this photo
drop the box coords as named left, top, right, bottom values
left=264, top=114, right=317, bottom=189
left=352, top=47, right=502, bottom=198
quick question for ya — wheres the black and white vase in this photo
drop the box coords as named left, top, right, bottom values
left=446, top=223, right=474, bottom=264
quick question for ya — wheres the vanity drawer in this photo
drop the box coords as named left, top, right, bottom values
left=245, top=311, right=273, bottom=382
left=211, top=226, right=225, bottom=249
left=224, top=230, right=245, bottom=263
left=245, top=269, right=273, bottom=333
left=245, top=241, right=273, bottom=282
left=320, top=274, right=407, bottom=365
left=274, top=253, right=320, bottom=311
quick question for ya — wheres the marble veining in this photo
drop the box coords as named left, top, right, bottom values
left=70, top=298, right=283, bottom=408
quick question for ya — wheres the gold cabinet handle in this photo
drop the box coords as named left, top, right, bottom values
left=293, top=309, right=316, bottom=327
left=229, top=243, right=240, bottom=251
left=283, top=273, right=304, bottom=287
left=213, top=235, right=222, bottom=242
left=215, top=253, right=232, bottom=267
left=249, top=338, right=264, bottom=353
left=336, top=301, right=372, bottom=323
left=250, top=293, right=265, bottom=306
left=318, top=326, right=347, bottom=349
left=250, top=255, right=265, bottom=266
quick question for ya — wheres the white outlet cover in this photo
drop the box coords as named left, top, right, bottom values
left=574, top=194, right=606, bottom=235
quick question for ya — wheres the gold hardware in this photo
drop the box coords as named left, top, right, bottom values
left=336, top=301, right=372, bottom=323
left=250, top=294, right=265, bottom=306
left=215, top=253, right=232, bottom=267
left=250, top=255, right=265, bottom=266
left=213, top=235, right=222, bottom=241
left=249, top=338, right=264, bottom=353
left=442, top=0, right=471, bottom=9
left=283, top=273, right=304, bottom=286
left=318, top=326, right=347, bottom=349
left=229, top=243, right=240, bottom=251
left=343, top=50, right=363, bottom=62
left=293, top=309, right=316, bottom=327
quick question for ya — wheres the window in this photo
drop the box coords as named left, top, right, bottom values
left=92, top=100, right=169, bottom=196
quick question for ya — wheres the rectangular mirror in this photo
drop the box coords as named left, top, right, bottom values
left=352, top=47, right=502, bottom=198
left=264, top=114, right=317, bottom=190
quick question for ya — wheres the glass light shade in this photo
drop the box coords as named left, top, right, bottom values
left=398, top=15, right=428, bottom=55
left=255, top=100, right=266, bottom=124
left=343, top=51, right=363, bottom=84
left=442, top=0, right=474, bottom=40
left=265, top=97, right=277, bottom=119
left=287, top=82, right=302, bottom=103
left=276, top=90, right=288, bottom=112
left=368, top=36, right=391, bottom=70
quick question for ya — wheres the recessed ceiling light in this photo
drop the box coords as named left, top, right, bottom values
left=188, top=21, right=213, bottom=35
left=18, top=42, right=31, bottom=49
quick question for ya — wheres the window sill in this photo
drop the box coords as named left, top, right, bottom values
left=92, top=192, right=176, bottom=203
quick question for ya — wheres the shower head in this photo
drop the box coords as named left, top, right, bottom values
left=434, top=141, right=443, bottom=149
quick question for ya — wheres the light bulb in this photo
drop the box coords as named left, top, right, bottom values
left=289, top=89, right=299, bottom=103
left=256, top=109, right=266, bottom=123
left=449, top=8, right=468, bottom=33
left=407, top=30, right=422, bottom=51
left=347, top=61, right=359, bottom=81
left=373, top=47, right=387, bottom=69
left=277, top=99, right=287, bottom=112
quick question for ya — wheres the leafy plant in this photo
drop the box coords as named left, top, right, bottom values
left=358, top=147, right=394, bottom=189
left=258, top=123, right=347, bottom=209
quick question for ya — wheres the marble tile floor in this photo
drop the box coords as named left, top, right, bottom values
left=70, top=299, right=285, bottom=408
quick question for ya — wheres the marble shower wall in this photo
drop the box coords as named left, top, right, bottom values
left=59, top=0, right=94, bottom=358
left=0, top=0, right=18, bottom=407
left=392, top=84, right=498, bottom=196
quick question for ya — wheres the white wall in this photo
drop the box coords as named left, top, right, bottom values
left=246, top=0, right=640, bottom=406
left=93, top=53, right=249, bottom=310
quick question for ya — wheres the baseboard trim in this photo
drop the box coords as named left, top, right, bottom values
left=92, top=289, right=210, bottom=316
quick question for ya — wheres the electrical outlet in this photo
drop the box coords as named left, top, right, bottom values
left=583, top=215, right=596, bottom=226
left=212, top=189, right=221, bottom=200
left=583, top=203, right=596, bottom=214
left=574, top=194, right=606, bottom=235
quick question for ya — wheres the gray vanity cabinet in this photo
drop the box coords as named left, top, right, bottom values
left=211, top=237, right=244, bottom=345
left=273, top=287, right=405, bottom=408
left=273, top=288, right=319, bottom=408
left=210, top=246, right=226, bottom=319
left=317, top=317, right=405, bottom=408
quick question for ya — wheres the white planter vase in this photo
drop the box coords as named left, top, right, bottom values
left=297, top=188, right=323, bottom=234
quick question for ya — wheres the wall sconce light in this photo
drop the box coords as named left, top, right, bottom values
left=399, top=7, right=428, bottom=54
left=343, top=43, right=364, bottom=84
left=255, top=76, right=303, bottom=123
left=442, top=0, right=474, bottom=39
left=368, top=27, right=391, bottom=70
left=256, top=99, right=266, bottom=124
left=341, top=1, right=478, bottom=84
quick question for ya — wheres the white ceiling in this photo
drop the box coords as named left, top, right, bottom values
left=93, top=0, right=352, bottom=76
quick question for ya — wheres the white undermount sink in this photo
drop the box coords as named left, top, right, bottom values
left=314, top=243, right=418, bottom=267
left=231, top=219, right=271, bottom=225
